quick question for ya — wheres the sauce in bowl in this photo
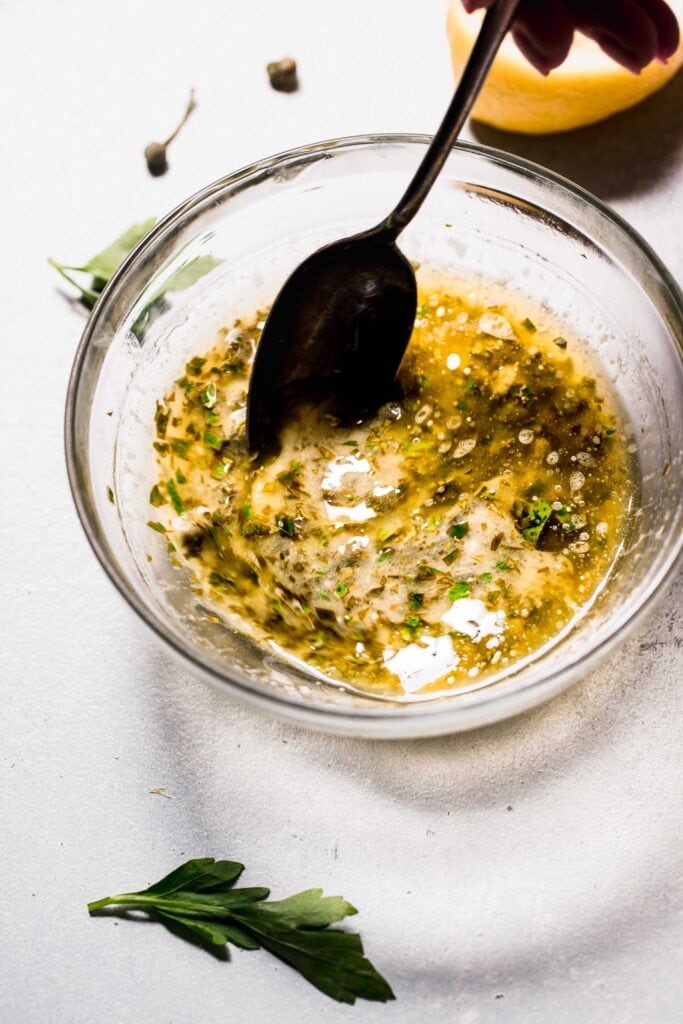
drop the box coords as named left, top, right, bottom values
left=150, top=278, right=634, bottom=698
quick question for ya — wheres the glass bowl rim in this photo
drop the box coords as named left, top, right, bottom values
left=64, top=133, right=683, bottom=733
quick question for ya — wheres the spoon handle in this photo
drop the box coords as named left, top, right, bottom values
left=379, top=0, right=522, bottom=240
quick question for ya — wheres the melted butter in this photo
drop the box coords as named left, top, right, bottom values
left=150, top=278, right=635, bottom=698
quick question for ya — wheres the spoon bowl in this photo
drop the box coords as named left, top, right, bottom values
left=246, top=232, right=417, bottom=454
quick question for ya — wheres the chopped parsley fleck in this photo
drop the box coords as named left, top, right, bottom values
left=155, top=401, right=170, bottom=438
left=335, top=581, right=349, bottom=597
left=166, top=478, right=185, bottom=516
left=448, top=521, right=469, bottom=539
left=212, top=461, right=230, bottom=480
left=170, top=438, right=191, bottom=457
left=149, top=484, right=165, bottom=507
left=516, top=499, right=553, bottom=546
left=208, top=571, right=234, bottom=589
left=203, top=430, right=223, bottom=450
left=278, top=461, right=303, bottom=488
left=199, top=383, right=217, bottom=408
left=448, top=581, right=471, bottom=601
left=186, top=356, right=206, bottom=376
left=147, top=520, right=166, bottom=533
left=276, top=514, right=297, bottom=538
left=409, top=592, right=424, bottom=610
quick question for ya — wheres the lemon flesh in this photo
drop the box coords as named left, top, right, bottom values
left=447, top=0, right=683, bottom=134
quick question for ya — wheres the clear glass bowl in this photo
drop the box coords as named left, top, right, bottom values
left=65, top=136, right=683, bottom=738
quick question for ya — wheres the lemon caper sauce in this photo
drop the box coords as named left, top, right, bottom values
left=150, top=280, right=633, bottom=697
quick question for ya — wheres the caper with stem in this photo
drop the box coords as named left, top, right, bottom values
left=144, top=89, right=197, bottom=177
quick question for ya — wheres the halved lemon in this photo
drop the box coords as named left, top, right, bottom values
left=447, top=0, right=683, bottom=134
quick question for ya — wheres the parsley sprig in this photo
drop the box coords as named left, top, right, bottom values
left=49, top=219, right=157, bottom=308
left=88, top=857, right=394, bottom=1005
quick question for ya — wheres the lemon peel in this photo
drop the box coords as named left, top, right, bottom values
left=447, top=0, right=683, bottom=134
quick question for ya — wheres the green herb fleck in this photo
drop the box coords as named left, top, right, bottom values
left=166, top=479, right=185, bottom=516
left=170, top=438, right=191, bottom=457
left=276, top=515, right=297, bottom=538
left=199, top=383, right=217, bottom=408
left=448, top=521, right=469, bottom=539
left=147, top=521, right=166, bottom=534
left=149, top=484, right=165, bottom=507
left=212, top=461, right=231, bottom=480
left=409, top=592, right=423, bottom=610
left=155, top=401, right=170, bottom=438
left=186, top=357, right=206, bottom=376
left=448, top=581, right=471, bottom=601
left=278, top=461, right=304, bottom=488
left=209, top=571, right=234, bottom=590
left=335, top=581, right=349, bottom=598
left=203, top=430, right=223, bottom=450
left=516, top=499, right=553, bottom=546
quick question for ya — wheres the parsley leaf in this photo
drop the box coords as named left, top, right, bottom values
left=448, top=581, right=471, bottom=601
left=87, top=858, right=393, bottom=1005
left=49, top=219, right=157, bottom=309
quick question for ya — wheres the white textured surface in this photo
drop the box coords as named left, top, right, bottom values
left=1, top=1, right=682, bottom=1021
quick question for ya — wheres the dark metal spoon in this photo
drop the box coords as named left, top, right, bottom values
left=247, top=0, right=521, bottom=456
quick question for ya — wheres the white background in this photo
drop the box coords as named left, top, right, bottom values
left=1, top=1, right=682, bottom=1022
